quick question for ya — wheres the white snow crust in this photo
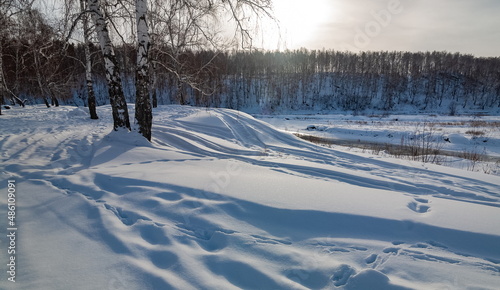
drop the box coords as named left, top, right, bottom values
left=1, top=105, right=499, bottom=289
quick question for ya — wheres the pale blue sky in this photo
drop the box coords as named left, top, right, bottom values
left=267, top=0, right=500, bottom=57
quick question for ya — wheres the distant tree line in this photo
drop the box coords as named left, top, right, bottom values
left=219, top=49, right=500, bottom=113
left=3, top=39, right=498, bottom=114
left=1, top=1, right=499, bottom=116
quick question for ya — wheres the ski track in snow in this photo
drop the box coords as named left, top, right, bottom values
left=1, top=105, right=500, bottom=289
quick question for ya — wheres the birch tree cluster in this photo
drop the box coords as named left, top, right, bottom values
left=1, top=1, right=499, bottom=139
left=1, top=0, right=274, bottom=140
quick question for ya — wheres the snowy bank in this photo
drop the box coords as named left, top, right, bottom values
left=1, top=105, right=499, bottom=289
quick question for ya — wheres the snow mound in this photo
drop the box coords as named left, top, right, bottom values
left=345, top=269, right=411, bottom=290
left=66, top=107, right=89, bottom=118
left=1, top=105, right=500, bottom=289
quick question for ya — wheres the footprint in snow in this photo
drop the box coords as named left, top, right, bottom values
left=104, top=204, right=152, bottom=226
left=149, top=250, right=179, bottom=269
left=197, top=231, right=230, bottom=252
left=408, top=198, right=431, bottom=213
left=365, top=254, right=378, bottom=264
left=138, top=223, right=171, bottom=245
left=383, top=247, right=400, bottom=254
left=331, top=264, right=356, bottom=287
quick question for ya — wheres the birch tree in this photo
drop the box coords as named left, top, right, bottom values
left=131, top=0, right=274, bottom=140
left=89, top=0, right=130, bottom=130
left=135, top=0, right=151, bottom=140
left=71, top=0, right=273, bottom=139
left=0, top=7, right=5, bottom=115
left=80, top=0, right=98, bottom=119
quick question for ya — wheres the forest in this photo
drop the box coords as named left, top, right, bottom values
left=4, top=41, right=500, bottom=113
left=1, top=1, right=499, bottom=118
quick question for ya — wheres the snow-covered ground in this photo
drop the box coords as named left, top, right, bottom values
left=258, top=114, right=500, bottom=175
left=1, top=105, right=500, bottom=289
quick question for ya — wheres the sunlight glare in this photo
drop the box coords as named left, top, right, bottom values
left=271, top=0, right=333, bottom=49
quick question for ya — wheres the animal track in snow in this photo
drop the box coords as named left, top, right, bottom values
left=285, top=268, right=331, bottom=289
left=365, top=254, right=378, bottom=264
left=414, top=198, right=429, bottom=204
left=383, top=247, right=400, bottom=254
left=400, top=249, right=460, bottom=264
left=251, top=235, right=292, bottom=245
left=311, top=240, right=368, bottom=256
left=410, top=243, right=429, bottom=249
left=349, top=246, right=368, bottom=251
left=149, top=250, right=179, bottom=269
left=138, top=223, right=171, bottom=245
left=408, top=198, right=431, bottom=213
left=198, top=231, right=230, bottom=252
left=380, top=241, right=490, bottom=270
left=104, top=204, right=152, bottom=226
left=331, top=264, right=356, bottom=287
left=324, top=245, right=368, bottom=254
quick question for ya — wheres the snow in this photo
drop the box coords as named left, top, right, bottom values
left=1, top=104, right=500, bottom=289
left=258, top=113, right=500, bottom=174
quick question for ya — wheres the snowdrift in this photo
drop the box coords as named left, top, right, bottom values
left=1, top=105, right=499, bottom=289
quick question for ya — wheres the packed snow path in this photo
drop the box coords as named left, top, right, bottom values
left=1, top=105, right=499, bottom=289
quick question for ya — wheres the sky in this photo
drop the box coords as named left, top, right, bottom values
left=261, top=0, right=500, bottom=57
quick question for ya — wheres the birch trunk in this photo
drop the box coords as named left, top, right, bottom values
left=135, top=0, right=152, bottom=140
left=81, top=0, right=98, bottom=119
left=89, top=0, right=130, bottom=131
left=151, top=62, right=157, bottom=108
left=0, top=39, right=4, bottom=115
left=0, top=9, right=6, bottom=115
left=34, top=53, right=50, bottom=108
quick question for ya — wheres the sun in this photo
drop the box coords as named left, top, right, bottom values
left=269, top=0, right=333, bottom=49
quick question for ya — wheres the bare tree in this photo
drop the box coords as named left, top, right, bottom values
left=80, top=0, right=98, bottom=119
left=0, top=1, right=6, bottom=115
left=88, top=0, right=130, bottom=131
left=0, top=5, right=5, bottom=115
left=17, top=6, right=77, bottom=108
left=62, top=0, right=274, bottom=138
left=0, top=0, right=33, bottom=114
left=62, top=0, right=99, bottom=119
left=132, top=0, right=274, bottom=140
left=135, top=0, right=151, bottom=140
left=149, top=0, right=273, bottom=99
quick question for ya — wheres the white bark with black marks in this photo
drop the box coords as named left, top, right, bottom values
left=135, top=0, right=152, bottom=140
left=89, top=0, right=130, bottom=131
left=81, top=0, right=98, bottom=119
left=0, top=2, right=6, bottom=115
left=151, top=61, right=158, bottom=108
left=0, top=37, right=4, bottom=115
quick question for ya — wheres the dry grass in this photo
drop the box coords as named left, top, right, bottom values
left=460, top=149, right=485, bottom=172
left=296, top=132, right=497, bottom=174
left=465, top=130, right=486, bottom=136
left=470, top=121, right=500, bottom=128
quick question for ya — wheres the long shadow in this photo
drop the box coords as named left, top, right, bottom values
left=150, top=125, right=500, bottom=207
left=168, top=108, right=500, bottom=178
left=147, top=182, right=500, bottom=260
left=20, top=181, right=176, bottom=289
left=55, top=170, right=499, bottom=283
